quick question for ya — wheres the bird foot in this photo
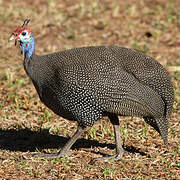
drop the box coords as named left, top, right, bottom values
left=32, top=151, right=71, bottom=159
left=92, top=149, right=129, bottom=161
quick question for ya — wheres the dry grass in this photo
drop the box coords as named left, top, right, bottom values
left=0, top=0, right=180, bottom=179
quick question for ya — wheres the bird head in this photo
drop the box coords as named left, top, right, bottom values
left=9, top=19, right=35, bottom=59
left=9, top=19, right=32, bottom=46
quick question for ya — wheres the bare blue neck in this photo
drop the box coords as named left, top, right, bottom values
left=20, top=34, right=35, bottom=59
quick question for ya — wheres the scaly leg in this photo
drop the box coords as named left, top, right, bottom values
left=94, top=113, right=127, bottom=161
left=33, top=125, right=85, bottom=158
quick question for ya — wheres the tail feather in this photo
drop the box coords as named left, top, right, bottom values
left=144, top=116, right=168, bottom=146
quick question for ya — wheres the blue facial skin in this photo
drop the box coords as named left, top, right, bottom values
left=20, top=34, right=35, bottom=60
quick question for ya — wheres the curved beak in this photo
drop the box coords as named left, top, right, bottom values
left=9, top=34, right=15, bottom=42
left=8, top=34, right=17, bottom=46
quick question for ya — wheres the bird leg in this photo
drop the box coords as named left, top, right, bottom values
left=33, top=125, right=85, bottom=158
left=93, top=113, right=127, bottom=161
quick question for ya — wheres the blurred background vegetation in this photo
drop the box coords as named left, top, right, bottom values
left=0, top=0, right=179, bottom=179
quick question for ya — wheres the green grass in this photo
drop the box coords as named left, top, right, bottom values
left=0, top=0, right=180, bottom=179
left=101, top=167, right=117, bottom=179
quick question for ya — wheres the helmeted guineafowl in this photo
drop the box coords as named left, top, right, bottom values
left=9, top=19, right=174, bottom=160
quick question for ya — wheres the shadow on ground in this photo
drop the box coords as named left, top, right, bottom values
left=0, top=128, right=148, bottom=157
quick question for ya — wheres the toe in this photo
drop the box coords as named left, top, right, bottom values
left=32, top=152, right=59, bottom=159
left=32, top=151, right=71, bottom=159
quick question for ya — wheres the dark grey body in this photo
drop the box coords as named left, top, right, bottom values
left=24, top=46, right=174, bottom=145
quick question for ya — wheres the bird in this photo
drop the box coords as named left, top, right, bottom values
left=9, top=19, right=174, bottom=160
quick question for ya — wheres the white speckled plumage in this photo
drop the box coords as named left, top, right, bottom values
left=23, top=46, right=174, bottom=145
left=9, top=19, right=174, bottom=159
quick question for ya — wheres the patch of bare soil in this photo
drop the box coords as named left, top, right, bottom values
left=0, top=0, right=179, bottom=179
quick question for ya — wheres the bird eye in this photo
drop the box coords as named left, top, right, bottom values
left=22, top=32, right=26, bottom=36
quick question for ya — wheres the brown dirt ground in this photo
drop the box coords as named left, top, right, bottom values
left=0, top=0, right=180, bottom=179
